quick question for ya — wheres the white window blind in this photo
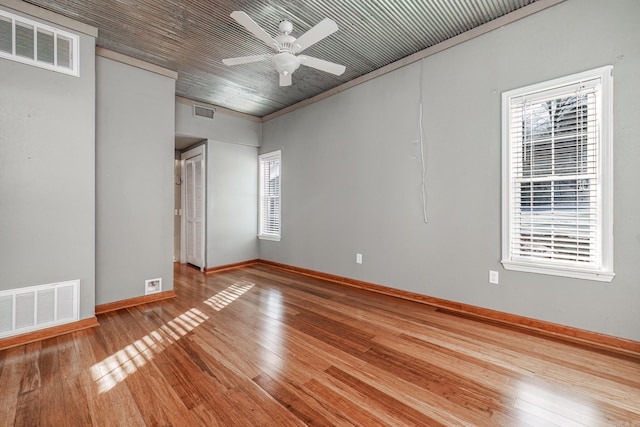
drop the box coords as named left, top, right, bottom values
left=502, top=66, right=613, bottom=281
left=259, top=150, right=281, bottom=241
left=0, top=9, right=79, bottom=76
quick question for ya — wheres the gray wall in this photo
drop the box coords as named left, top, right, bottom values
left=175, top=102, right=260, bottom=269
left=207, top=140, right=259, bottom=267
left=260, top=0, right=640, bottom=341
left=96, top=56, right=175, bottom=304
left=0, top=6, right=96, bottom=319
left=175, top=101, right=260, bottom=147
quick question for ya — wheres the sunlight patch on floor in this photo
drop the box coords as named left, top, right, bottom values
left=90, top=281, right=254, bottom=394
left=90, top=307, right=208, bottom=394
left=203, top=281, right=254, bottom=311
left=260, top=289, right=284, bottom=371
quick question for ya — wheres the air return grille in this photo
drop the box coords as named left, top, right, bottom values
left=193, top=105, right=215, bottom=119
left=0, top=280, right=79, bottom=338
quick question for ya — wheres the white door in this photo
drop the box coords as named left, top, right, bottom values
left=181, top=146, right=205, bottom=269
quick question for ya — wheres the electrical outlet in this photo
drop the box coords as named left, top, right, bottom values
left=356, top=253, right=363, bottom=264
left=145, top=278, right=162, bottom=295
left=489, top=270, right=499, bottom=285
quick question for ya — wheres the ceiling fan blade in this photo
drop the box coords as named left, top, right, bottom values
left=299, top=56, right=345, bottom=76
left=293, top=18, right=338, bottom=54
left=279, top=73, right=292, bottom=86
left=222, top=54, right=271, bottom=66
left=230, top=11, right=278, bottom=50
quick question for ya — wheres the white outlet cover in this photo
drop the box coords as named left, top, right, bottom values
left=489, top=270, right=499, bottom=284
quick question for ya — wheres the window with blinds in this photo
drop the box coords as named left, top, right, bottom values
left=0, top=9, right=79, bottom=76
left=501, top=66, right=614, bottom=281
left=258, top=150, right=281, bottom=241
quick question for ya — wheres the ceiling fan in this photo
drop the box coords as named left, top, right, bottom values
left=222, top=11, right=346, bottom=87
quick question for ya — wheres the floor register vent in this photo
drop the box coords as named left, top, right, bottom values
left=0, top=280, right=79, bottom=339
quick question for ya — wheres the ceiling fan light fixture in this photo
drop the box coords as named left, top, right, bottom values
left=272, top=52, right=300, bottom=75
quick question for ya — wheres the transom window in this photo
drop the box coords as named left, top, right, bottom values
left=0, top=9, right=79, bottom=76
left=501, top=66, right=614, bottom=281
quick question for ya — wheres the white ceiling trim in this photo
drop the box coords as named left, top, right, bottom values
left=97, top=48, right=178, bottom=80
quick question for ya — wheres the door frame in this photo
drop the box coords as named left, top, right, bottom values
left=180, top=143, right=206, bottom=270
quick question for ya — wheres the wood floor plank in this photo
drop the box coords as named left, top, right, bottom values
left=184, top=374, right=245, bottom=426
left=325, top=365, right=449, bottom=426
left=303, top=376, right=395, bottom=427
left=0, top=347, right=23, bottom=424
left=339, top=344, right=516, bottom=425
left=78, top=319, right=148, bottom=427
left=309, top=363, right=478, bottom=426
left=59, top=374, right=95, bottom=427
left=253, top=371, right=353, bottom=426
left=37, top=339, right=66, bottom=427
left=226, top=380, right=306, bottom=426
left=421, top=320, right=640, bottom=410
left=0, top=262, right=638, bottom=426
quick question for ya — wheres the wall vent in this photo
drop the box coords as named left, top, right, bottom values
left=0, top=280, right=79, bottom=339
left=145, top=278, right=162, bottom=295
left=193, top=105, right=215, bottom=119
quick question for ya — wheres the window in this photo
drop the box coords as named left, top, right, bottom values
left=0, top=9, right=79, bottom=76
left=502, top=66, right=613, bottom=282
left=259, top=150, right=281, bottom=241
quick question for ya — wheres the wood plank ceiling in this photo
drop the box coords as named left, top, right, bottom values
left=23, top=0, right=541, bottom=117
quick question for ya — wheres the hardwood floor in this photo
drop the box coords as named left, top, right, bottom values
left=1, top=263, right=639, bottom=426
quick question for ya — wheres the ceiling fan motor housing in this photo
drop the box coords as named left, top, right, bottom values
left=275, top=32, right=297, bottom=53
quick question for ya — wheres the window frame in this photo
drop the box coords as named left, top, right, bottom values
left=501, top=66, right=614, bottom=282
left=258, top=150, right=282, bottom=242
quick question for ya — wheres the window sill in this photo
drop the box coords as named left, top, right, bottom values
left=258, top=235, right=281, bottom=242
left=501, top=260, right=614, bottom=282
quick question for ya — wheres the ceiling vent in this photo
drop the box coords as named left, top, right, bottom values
left=193, top=105, right=215, bottom=119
